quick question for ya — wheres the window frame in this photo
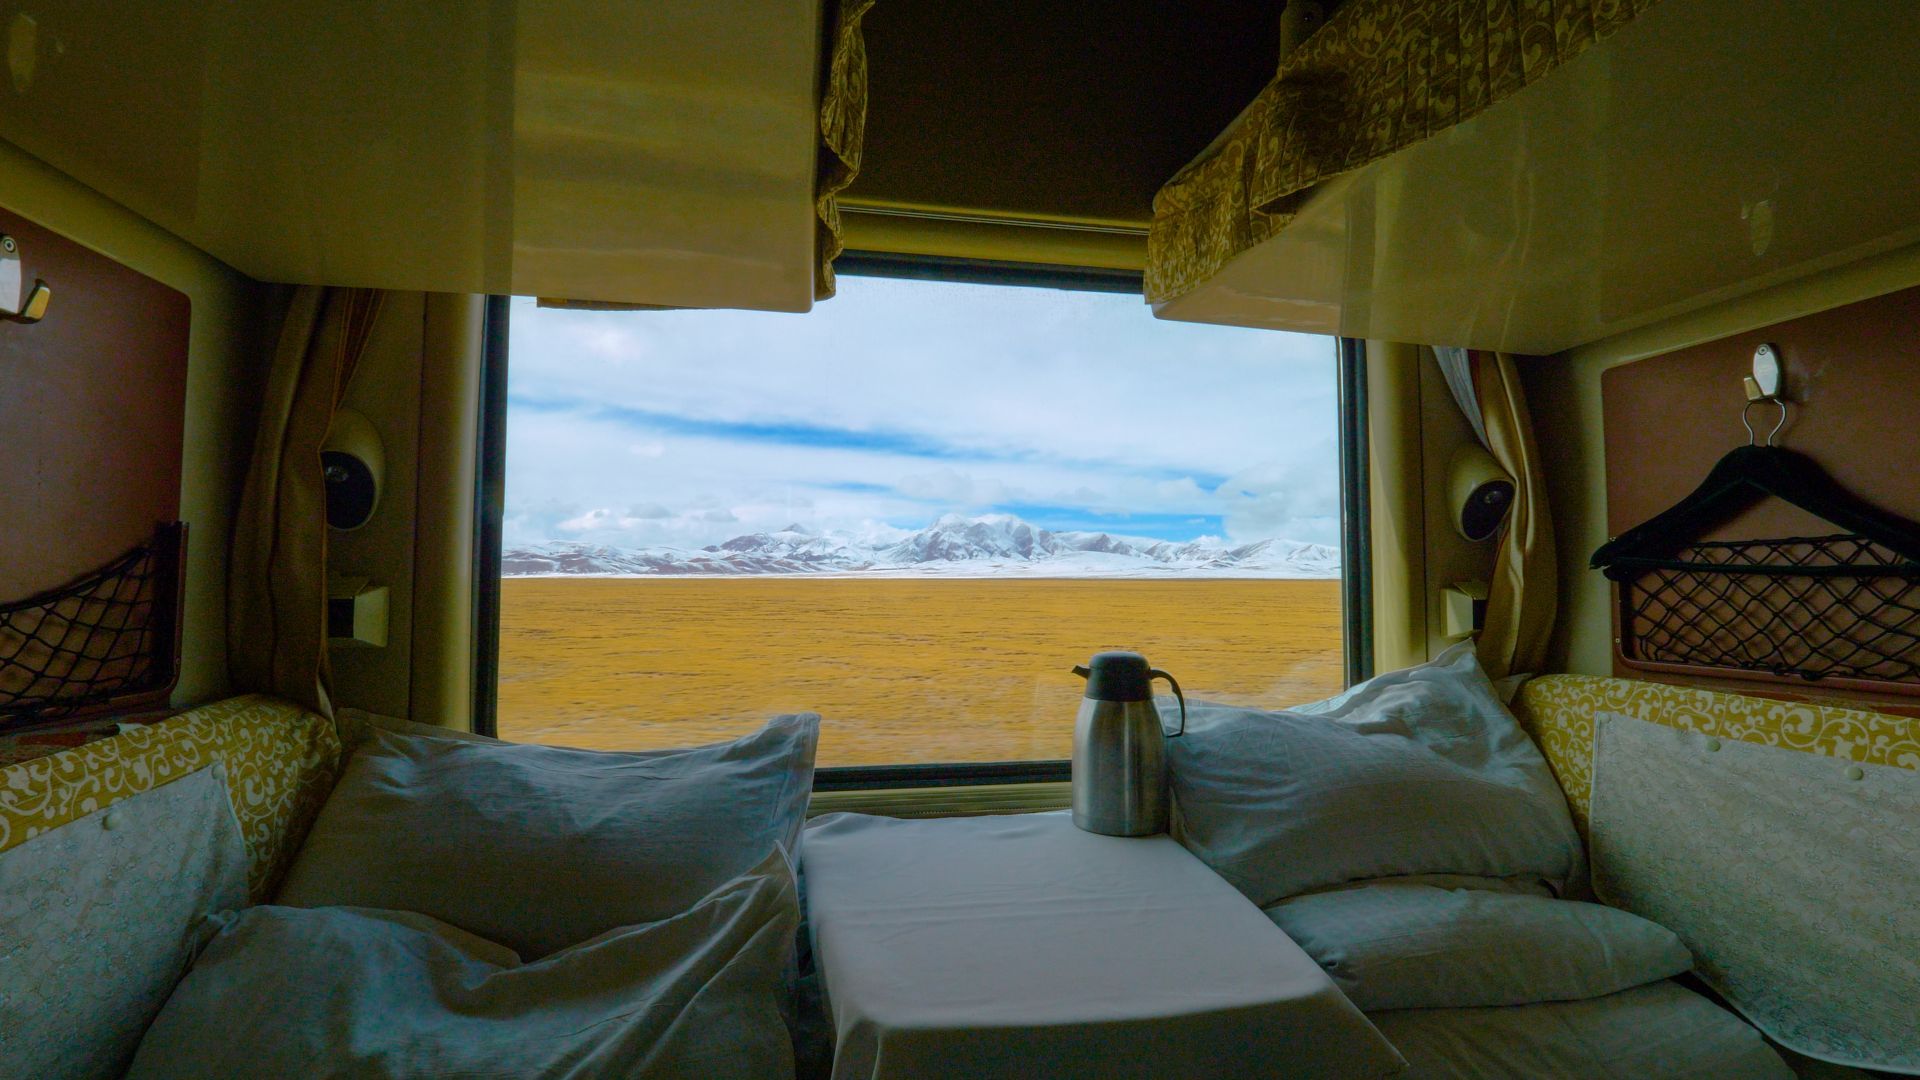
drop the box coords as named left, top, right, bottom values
left=472, top=294, right=511, bottom=738
left=470, top=262, right=1373, bottom=785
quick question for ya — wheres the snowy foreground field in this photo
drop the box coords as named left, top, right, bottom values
left=496, top=576, right=1344, bottom=767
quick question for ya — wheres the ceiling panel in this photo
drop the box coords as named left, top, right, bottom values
left=0, top=0, right=823, bottom=310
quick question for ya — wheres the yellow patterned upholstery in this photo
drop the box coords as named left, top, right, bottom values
left=1512, top=675, right=1920, bottom=832
left=0, top=694, right=340, bottom=900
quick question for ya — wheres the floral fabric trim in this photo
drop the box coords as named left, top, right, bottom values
left=0, top=694, right=340, bottom=900
left=1512, top=674, right=1920, bottom=833
left=815, top=0, right=873, bottom=301
left=1147, top=0, right=1659, bottom=303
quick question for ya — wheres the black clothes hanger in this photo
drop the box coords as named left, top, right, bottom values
left=1591, top=446, right=1920, bottom=577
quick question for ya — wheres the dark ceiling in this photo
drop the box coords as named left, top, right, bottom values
left=847, top=1, right=1281, bottom=225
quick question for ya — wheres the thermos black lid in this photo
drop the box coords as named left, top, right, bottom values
left=1074, top=651, right=1154, bottom=701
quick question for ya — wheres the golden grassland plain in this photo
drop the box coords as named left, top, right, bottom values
left=498, top=577, right=1345, bottom=766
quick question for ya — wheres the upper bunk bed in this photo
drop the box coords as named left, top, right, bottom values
left=1147, top=0, right=1920, bottom=355
left=0, top=1, right=870, bottom=312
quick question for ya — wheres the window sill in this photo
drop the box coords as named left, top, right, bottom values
left=806, top=781, right=1070, bottom=820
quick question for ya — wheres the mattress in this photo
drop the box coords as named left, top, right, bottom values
left=1370, top=980, right=1792, bottom=1080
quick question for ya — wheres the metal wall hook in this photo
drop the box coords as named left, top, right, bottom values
left=1742, top=342, right=1787, bottom=446
left=0, top=232, right=50, bottom=322
left=1741, top=397, right=1789, bottom=447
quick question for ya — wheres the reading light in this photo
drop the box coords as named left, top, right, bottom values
left=322, top=409, right=384, bottom=530
left=1447, top=444, right=1515, bottom=542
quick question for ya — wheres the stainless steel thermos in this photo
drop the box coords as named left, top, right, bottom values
left=1070, top=652, right=1186, bottom=836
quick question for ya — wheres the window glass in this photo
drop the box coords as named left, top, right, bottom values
left=499, top=279, right=1341, bottom=766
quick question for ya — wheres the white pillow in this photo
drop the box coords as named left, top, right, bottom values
left=1266, top=883, right=1692, bottom=1010
left=276, top=713, right=819, bottom=959
left=0, top=764, right=248, bottom=1080
left=131, top=849, right=799, bottom=1080
left=1167, top=643, right=1582, bottom=906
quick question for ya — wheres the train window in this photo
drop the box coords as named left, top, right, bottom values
left=487, top=275, right=1347, bottom=774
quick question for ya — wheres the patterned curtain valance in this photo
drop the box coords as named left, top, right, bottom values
left=816, top=0, right=874, bottom=301
left=1146, top=0, right=1661, bottom=305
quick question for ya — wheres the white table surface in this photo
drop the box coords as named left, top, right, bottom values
left=802, top=811, right=1406, bottom=1080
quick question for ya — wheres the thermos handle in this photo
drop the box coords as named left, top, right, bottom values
left=1150, top=669, right=1186, bottom=737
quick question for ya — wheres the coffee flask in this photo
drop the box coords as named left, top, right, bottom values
left=1070, top=652, right=1186, bottom=836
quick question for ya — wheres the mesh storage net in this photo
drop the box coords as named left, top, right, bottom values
left=1617, top=533, right=1920, bottom=688
left=0, top=526, right=182, bottom=722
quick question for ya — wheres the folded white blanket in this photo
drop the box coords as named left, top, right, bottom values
left=129, top=848, right=801, bottom=1080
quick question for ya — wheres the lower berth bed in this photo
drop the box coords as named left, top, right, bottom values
left=789, top=652, right=1912, bottom=1078
left=1369, top=982, right=1792, bottom=1079
left=1151, top=644, right=1806, bottom=1079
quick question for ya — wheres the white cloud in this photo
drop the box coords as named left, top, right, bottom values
left=1216, top=452, right=1342, bottom=546
left=504, top=281, right=1340, bottom=551
left=895, top=468, right=1008, bottom=507
left=556, top=508, right=618, bottom=533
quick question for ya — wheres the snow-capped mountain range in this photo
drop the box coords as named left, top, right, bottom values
left=503, top=514, right=1339, bottom=578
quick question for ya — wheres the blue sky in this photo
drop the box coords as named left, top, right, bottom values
left=503, top=277, right=1337, bottom=551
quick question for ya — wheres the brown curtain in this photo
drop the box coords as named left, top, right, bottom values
left=1471, top=352, right=1556, bottom=679
left=228, top=287, right=385, bottom=717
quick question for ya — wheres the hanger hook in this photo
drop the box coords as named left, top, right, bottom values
left=1743, top=398, right=1789, bottom=447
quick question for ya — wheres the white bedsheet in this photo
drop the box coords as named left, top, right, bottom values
left=129, top=848, right=801, bottom=1079
left=802, top=811, right=1406, bottom=1080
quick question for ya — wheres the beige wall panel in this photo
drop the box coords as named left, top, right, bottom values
left=322, top=292, right=483, bottom=728
left=1417, top=357, right=1498, bottom=661
left=328, top=295, right=428, bottom=719
left=0, top=138, right=265, bottom=706
left=1368, top=343, right=1505, bottom=674
left=409, top=294, right=483, bottom=730
left=1365, top=342, right=1426, bottom=674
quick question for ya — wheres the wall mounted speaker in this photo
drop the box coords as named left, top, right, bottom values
left=1447, top=444, right=1515, bottom=542
left=322, top=409, right=384, bottom=530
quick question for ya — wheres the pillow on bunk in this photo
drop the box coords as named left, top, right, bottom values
left=130, top=848, right=799, bottom=1080
left=275, top=712, right=819, bottom=959
left=1265, top=882, right=1692, bottom=1011
left=0, top=764, right=248, bottom=1080
left=1167, top=642, right=1582, bottom=907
